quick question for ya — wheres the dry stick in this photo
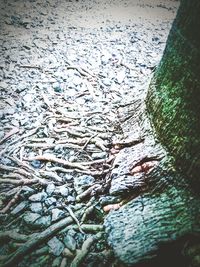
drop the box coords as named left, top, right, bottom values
left=80, top=155, right=114, bottom=166
left=56, top=138, right=86, bottom=145
left=14, top=168, right=32, bottom=178
left=77, top=224, right=103, bottom=233
left=0, top=188, right=21, bottom=213
left=0, top=127, right=19, bottom=145
left=82, top=133, right=98, bottom=151
left=76, top=184, right=101, bottom=202
left=0, top=187, right=21, bottom=197
left=65, top=206, right=84, bottom=234
left=60, top=224, right=103, bottom=235
left=81, top=206, right=95, bottom=223
left=3, top=173, right=25, bottom=179
left=45, top=166, right=110, bottom=176
left=41, top=92, right=53, bottom=110
left=60, top=258, right=68, bottom=267
left=39, top=170, right=63, bottom=183
left=54, top=127, right=90, bottom=138
left=1, top=210, right=83, bottom=267
left=9, top=126, right=43, bottom=146
left=0, top=127, right=42, bottom=157
left=19, top=146, right=24, bottom=161
left=0, top=231, right=29, bottom=243
left=0, top=164, right=16, bottom=171
left=0, top=176, right=49, bottom=186
left=26, top=154, right=88, bottom=171
left=18, top=64, right=41, bottom=70
left=66, top=65, right=94, bottom=77
left=70, top=233, right=102, bottom=267
left=25, top=143, right=82, bottom=150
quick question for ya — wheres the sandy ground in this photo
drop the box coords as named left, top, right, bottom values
left=0, top=1, right=179, bottom=266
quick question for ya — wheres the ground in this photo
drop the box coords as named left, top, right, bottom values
left=0, top=1, right=179, bottom=266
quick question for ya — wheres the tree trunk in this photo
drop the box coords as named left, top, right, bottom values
left=104, top=1, right=200, bottom=266
left=146, top=0, right=200, bottom=191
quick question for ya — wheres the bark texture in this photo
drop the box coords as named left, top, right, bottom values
left=104, top=1, right=200, bottom=266
left=146, top=0, right=200, bottom=190
left=104, top=163, right=200, bottom=266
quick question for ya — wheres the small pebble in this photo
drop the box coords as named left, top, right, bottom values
left=31, top=160, right=42, bottom=168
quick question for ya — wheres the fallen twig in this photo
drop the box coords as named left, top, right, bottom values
left=81, top=206, right=95, bottom=223
left=65, top=206, right=84, bottom=234
left=0, top=127, right=19, bottom=145
left=45, top=165, right=110, bottom=176
left=25, top=154, right=89, bottom=171
left=60, top=224, right=104, bottom=235
left=0, top=188, right=21, bottom=214
left=1, top=210, right=83, bottom=267
left=0, top=230, right=29, bottom=243
left=76, top=184, right=101, bottom=202
left=82, top=133, right=98, bottom=150
left=70, top=233, right=102, bottom=267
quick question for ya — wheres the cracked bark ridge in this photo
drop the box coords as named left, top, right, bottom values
left=104, top=161, right=200, bottom=266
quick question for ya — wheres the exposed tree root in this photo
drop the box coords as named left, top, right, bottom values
left=70, top=233, right=102, bottom=267
left=0, top=230, right=29, bottom=243
left=0, top=210, right=83, bottom=267
left=76, top=184, right=101, bottom=202
left=0, top=127, right=19, bottom=145
left=25, top=154, right=89, bottom=171
left=0, top=188, right=21, bottom=214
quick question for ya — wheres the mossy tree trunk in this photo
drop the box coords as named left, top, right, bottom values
left=104, top=1, right=200, bottom=266
left=146, top=0, right=200, bottom=190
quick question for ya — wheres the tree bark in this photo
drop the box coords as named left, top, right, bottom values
left=146, top=0, right=200, bottom=190
left=104, top=1, right=200, bottom=266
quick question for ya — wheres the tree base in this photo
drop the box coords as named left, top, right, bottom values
left=104, top=104, right=200, bottom=266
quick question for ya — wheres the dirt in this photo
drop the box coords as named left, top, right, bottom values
left=0, top=0, right=179, bottom=266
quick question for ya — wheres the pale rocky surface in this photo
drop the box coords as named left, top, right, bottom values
left=0, top=0, right=179, bottom=266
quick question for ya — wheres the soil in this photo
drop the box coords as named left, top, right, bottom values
left=0, top=0, right=179, bottom=266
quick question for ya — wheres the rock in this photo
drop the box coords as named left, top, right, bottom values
left=75, top=97, right=85, bottom=105
left=52, top=257, right=62, bottom=267
left=72, top=76, right=82, bottom=86
left=64, top=174, right=73, bottom=181
left=0, top=81, right=8, bottom=90
left=74, top=175, right=95, bottom=194
left=63, top=234, right=76, bottom=252
left=51, top=208, right=65, bottom=222
left=0, top=158, right=12, bottom=166
left=45, top=197, right=57, bottom=206
left=29, top=191, right=47, bottom=202
left=3, top=107, right=16, bottom=115
left=48, top=237, right=65, bottom=256
left=11, top=201, right=28, bottom=215
left=66, top=195, right=75, bottom=203
left=23, top=93, right=34, bottom=103
left=21, top=186, right=35, bottom=197
left=24, top=212, right=41, bottom=225
left=91, top=152, right=107, bottom=160
left=53, top=82, right=62, bottom=93
left=0, top=131, right=4, bottom=140
left=30, top=160, right=42, bottom=168
left=116, top=69, right=126, bottom=84
left=56, top=186, right=69, bottom=197
left=46, top=183, right=56, bottom=195
left=16, top=82, right=28, bottom=93
left=102, top=78, right=112, bottom=86
left=30, top=202, right=43, bottom=214
left=34, top=215, right=51, bottom=228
